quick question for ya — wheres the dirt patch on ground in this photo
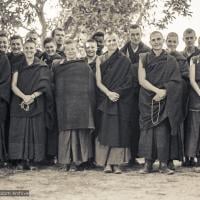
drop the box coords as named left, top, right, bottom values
left=0, top=161, right=200, bottom=200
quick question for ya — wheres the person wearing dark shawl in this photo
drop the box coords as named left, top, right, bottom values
left=9, top=39, right=53, bottom=170
left=84, top=39, right=98, bottom=168
left=40, top=37, right=61, bottom=164
left=138, top=31, right=182, bottom=175
left=185, top=54, right=200, bottom=167
left=0, top=31, right=11, bottom=166
left=121, top=24, right=151, bottom=165
left=95, top=33, right=133, bottom=174
left=7, top=35, right=26, bottom=73
left=166, top=32, right=189, bottom=169
left=54, top=40, right=95, bottom=172
left=0, top=51, right=11, bottom=165
left=181, top=28, right=200, bottom=166
left=51, top=28, right=66, bottom=58
left=0, top=31, right=9, bottom=54
left=181, top=28, right=200, bottom=64
left=25, top=30, right=43, bottom=59
left=85, top=39, right=98, bottom=73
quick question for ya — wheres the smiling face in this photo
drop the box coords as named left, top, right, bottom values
left=11, top=38, right=23, bottom=54
left=150, top=32, right=164, bottom=51
left=85, top=41, right=97, bottom=58
left=64, top=42, right=78, bottom=60
left=129, top=27, right=142, bottom=46
left=166, top=35, right=179, bottom=52
left=0, top=36, right=9, bottom=53
left=105, top=33, right=118, bottom=52
left=23, top=41, right=36, bottom=60
left=44, top=41, right=56, bottom=56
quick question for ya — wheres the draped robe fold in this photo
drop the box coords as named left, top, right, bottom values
left=53, top=59, right=95, bottom=165
left=121, top=41, right=151, bottom=158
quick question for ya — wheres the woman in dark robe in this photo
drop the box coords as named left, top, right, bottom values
left=0, top=51, right=11, bottom=166
left=40, top=37, right=61, bottom=163
left=95, top=33, right=133, bottom=174
left=9, top=39, right=53, bottom=170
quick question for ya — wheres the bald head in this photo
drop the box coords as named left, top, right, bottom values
left=150, top=31, right=164, bottom=51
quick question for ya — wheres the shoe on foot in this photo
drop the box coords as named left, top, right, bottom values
left=159, top=162, right=174, bottom=175
left=113, top=166, right=122, bottom=174
left=69, top=164, right=77, bottom=172
left=168, top=160, right=175, bottom=170
left=104, top=165, right=112, bottom=173
left=139, top=161, right=153, bottom=174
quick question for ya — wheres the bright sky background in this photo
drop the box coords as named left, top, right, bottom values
left=19, top=0, right=200, bottom=50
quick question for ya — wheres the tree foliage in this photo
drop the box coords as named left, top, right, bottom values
left=0, top=0, right=192, bottom=39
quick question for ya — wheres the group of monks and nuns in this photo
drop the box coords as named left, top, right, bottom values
left=121, top=24, right=151, bottom=165
left=51, top=28, right=65, bottom=58
left=182, top=28, right=200, bottom=63
left=25, top=30, right=43, bottom=58
left=84, top=39, right=98, bottom=73
left=92, top=32, right=107, bottom=56
left=0, top=31, right=9, bottom=53
left=9, top=39, right=53, bottom=170
left=166, top=32, right=189, bottom=169
left=54, top=40, right=95, bottom=171
left=138, top=31, right=183, bottom=174
left=0, top=44, right=11, bottom=167
left=185, top=53, right=200, bottom=167
left=95, top=32, right=133, bottom=174
left=40, top=37, right=61, bottom=163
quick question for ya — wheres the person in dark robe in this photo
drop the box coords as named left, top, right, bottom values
left=166, top=32, right=189, bottom=169
left=40, top=37, right=61, bottom=164
left=51, top=28, right=66, bottom=58
left=181, top=28, right=200, bottom=166
left=40, top=37, right=62, bottom=70
left=85, top=39, right=98, bottom=73
left=0, top=51, right=11, bottom=167
left=92, top=32, right=107, bottom=56
left=138, top=31, right=183, bottom=175
left=9, top=39, right=53, bottom=170
left=54, top=39, right=95, bottom=172
left=181, top=28, right=200, bottom=64
left=7, top=35, right=26, bottom=73
left=84, top=39, right=98, bottom=168
left=95, top=32, right=133, bottom=174
left=0, top=31, right=11, bottom=166
left=0, top=31, right=9, bottom=54
left=185, top=54, right=200, bottom=167
left=120, top=24, right=151, bottom=166
left=25, top=30, right=43, bottom=58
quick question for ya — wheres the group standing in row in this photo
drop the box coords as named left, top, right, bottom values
left=0, top=25, right=200, bottom=175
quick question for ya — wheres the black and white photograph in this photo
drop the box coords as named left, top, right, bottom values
left=0, top=0, right=200, bottom=199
